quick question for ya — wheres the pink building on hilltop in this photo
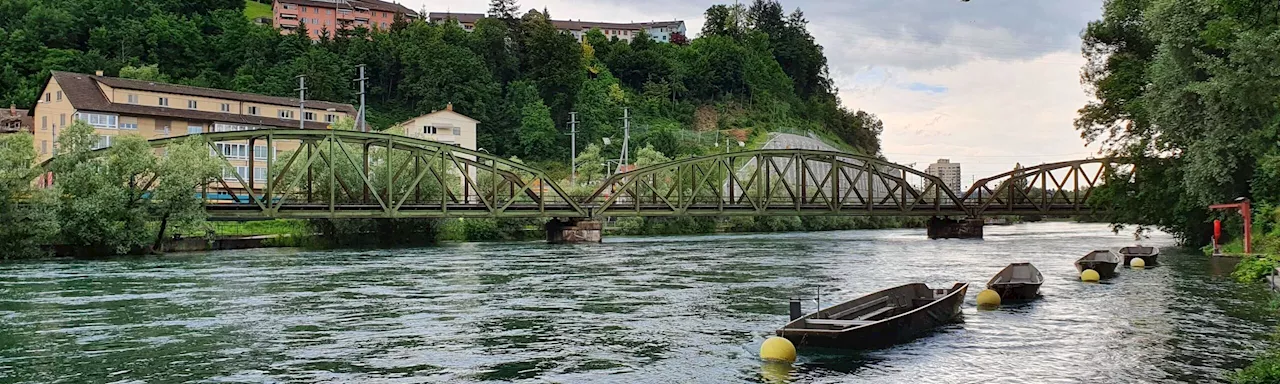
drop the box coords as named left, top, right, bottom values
left=272, top=0, right=418, bottom=40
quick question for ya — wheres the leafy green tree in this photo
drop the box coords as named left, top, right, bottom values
left=149, top=137, right=220, bottom=250
left=118, top=64, right=171, bottom=82
left=52, top=122, right=153, bottom=255
left=574, top=143, right=604, bottom=186
left=0, top=133, right=58, bottom=259
left=518, top=98, right=559, bottom=160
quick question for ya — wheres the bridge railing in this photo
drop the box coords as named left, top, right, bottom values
left=958, top=158, right=1127, bottom=216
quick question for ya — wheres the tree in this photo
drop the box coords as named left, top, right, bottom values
left=488, top=0, right=519, bottom=20
left=574, top=143, right=604, bottom=185
left=52, top=122, right=154, bottom=255
left=149, top=137, right=220, bottom=251
left=118, top=64, right=171, bottom=82
left=518, top=98, right=559, bottom=160
left=0, top=133, right=58, bottom=259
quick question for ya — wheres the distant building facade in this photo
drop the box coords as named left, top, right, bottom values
left=926, top=159, right=962, bottom=193
left=427, top=12, right=686, bottom=43
left=273, top=0, right=418, bottom=40
left=390, top=103, right=478, bottom=151
left=1, top=104, right=32, bottom=134
left=31, top=71, right=356, bottom=190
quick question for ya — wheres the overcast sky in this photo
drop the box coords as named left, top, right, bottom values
left=404, top=0, right=1106, bottom=186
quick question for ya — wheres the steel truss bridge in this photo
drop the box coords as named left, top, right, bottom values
left=49, top=129, right=1126, bottom=220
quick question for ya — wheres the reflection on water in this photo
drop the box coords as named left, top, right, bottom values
left=0, top=223, right=1273, bottom=383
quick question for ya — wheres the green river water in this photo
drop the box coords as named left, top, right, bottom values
left=0, top=222, right=1274, bottom=383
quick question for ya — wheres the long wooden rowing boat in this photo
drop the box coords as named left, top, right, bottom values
left=1076, top=250, right=1121, bottom=278
left=776, top=282, right=968, bottom=350
left=1118, top=246, right=1159, bottom=266
left=986, top=263, right=1043, bottom=301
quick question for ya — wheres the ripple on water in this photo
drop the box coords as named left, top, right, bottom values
left=0, top=223, right=1274, bottom=383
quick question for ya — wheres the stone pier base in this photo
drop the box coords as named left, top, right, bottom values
left=546, top=219, right=603, bottom=244
left=927, top=217, right=984, bottom=239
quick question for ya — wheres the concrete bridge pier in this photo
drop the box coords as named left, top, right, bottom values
left=927, top=217, right=984, bottom=239
left=546, top=218, right=603, bottom=244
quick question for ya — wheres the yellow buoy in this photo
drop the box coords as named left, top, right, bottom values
left=976, top=289, right=1001, bottom=309
left=1081, top=269, right=1100, bottom=282
left=1131, top=258, right=1146, bottom=268
left=760, top=336, right=797, bottom=363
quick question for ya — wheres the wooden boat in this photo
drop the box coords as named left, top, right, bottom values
left=1075, top=250, right=1121, bottom=278
left=1118, top=246, right=1159, bottom=266
left=776, top=283, right=969, bottom=350
left=986, top=263, right=1043, bottom=301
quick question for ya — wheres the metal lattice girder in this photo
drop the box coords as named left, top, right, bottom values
left=582, top=149, right=971, bottom=217
left=959, top=158, right=1127, bottom=216
left=65, top=129, right=589, bottom=219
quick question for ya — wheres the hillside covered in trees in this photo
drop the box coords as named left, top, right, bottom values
left=0, top=0, right=884, bottom=180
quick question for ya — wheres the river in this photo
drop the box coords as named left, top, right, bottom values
left=0, top=222, right=1274, bottom=383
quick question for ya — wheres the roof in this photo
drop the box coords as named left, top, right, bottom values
left=49, top=71, right=356, bottom=130
left=1, top=107, right=31, bottom=133
left=393, top=108, right=481, bottom=128
left=426, top=11, right=683, bottom=32
left=277, top=0, right=417, bottom=17
left=427, top=12, right=484, bottom=24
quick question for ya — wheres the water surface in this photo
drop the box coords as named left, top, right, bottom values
left=0, top=222, right=1273, bottom=383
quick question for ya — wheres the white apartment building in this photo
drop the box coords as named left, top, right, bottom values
left=926, top=159, right=963, bottom=193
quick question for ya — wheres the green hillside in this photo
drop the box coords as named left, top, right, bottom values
left=244, top=0, right=272, bottom=20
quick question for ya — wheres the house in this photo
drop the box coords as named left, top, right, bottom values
left=274, top=0, right=418, bottom=40
left=30, top=71, right=357, bottom=189
left=390, top=103, right=478, bottom=151
left=1, top=104, right=32, bottom=134
left=427, top=12, right=686, bottom=43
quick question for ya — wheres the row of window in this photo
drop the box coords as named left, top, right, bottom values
left=422, top=125, right=462, bottom=136
left=43, top=90, right=63, bottom=103
left=283, top=3, right=395, bottom=18
left=125, top=94, right=336, bottom=121
left=214, top=143, right=274, bottom=161
left=223, top=166, right=269, bottom=182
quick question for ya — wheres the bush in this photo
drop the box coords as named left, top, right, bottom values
left=1232, top=254, right=1279, bottom=283
left=1234, top=352, right=1280, bottom=384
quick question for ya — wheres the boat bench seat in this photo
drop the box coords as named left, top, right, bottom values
left=828, top=296, right=890, bottom=319
left=805, top=319, right=875, bottom=328
left=854, top=306, right=895, bottom=321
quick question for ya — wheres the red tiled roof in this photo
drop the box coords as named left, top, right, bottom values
left=50, top=71, right=355, bottom=130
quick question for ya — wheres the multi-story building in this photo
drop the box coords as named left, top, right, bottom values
left=30, top=71, right=356, bottom=190
left=427, top=12, right=686, bottom=43
left=1, top=104, right=32, bottom=134
left=925, top=159, right=963, bottom=193
left=273, top=0, right=418, bottom=40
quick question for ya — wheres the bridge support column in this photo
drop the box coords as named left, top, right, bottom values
left=546, top=218, right=603, bottom=244
left=927, top=217, right=983, bottom=239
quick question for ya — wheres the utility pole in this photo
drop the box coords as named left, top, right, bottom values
left=618, top=108, right=630, bottom=174
left=295, top=75, right=307, bottom=130
left=567, top=112, right=578, bottom=185
left=354, top=64, right=368, bottom=132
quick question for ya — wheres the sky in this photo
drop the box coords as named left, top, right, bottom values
left=402, top=0, right=1107, bottom=187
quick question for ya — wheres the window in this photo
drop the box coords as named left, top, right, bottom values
left=214, top=123, right=256, bottom=132
left=188, top=126, right=202, bottom=135
left=325, top=114, right=337, bottom=123
left=279, top=110, right=294, bottom=119
left=92, top=135, right=113, bottom=150
left=223, top=166, right=250, bottom=181
left=254, top=146, right=268, bottom=160
left=248, top=106, right=259, bottom=115
left=41, top=141, right=47, bottom=154
left=188, top=100, right=198, bottom=109
left=326, top=9, right=332, bottom=15
left=423, top=126, right=437, bottom=134
left=127, top=94, right=138, bottom=104
left=45, top=93, right=50, bottom=102
left=80, top=113, right=118, bottom=129
left=255, top=167, right=267, bottom=181
left=304, top=112, right=316, bottom=121
left=120, top=122, right=138, bottom=130
left=159, top=97, right=169, bottom=107
left=60, top=114, right=66, bottom=128
left=314, top=7, right=319, bottom=13
left=221, top=103, right=231, bottom=112
left=300, top=6, right=306, bottom=11
left=56, top=91, right=62, bottom=101
left=216, top=143, right=249, bottom=159
left=41, top=116, right=47, bottom=130
left=452, top=127, right=461, bottom=135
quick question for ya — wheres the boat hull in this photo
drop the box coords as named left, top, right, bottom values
left=987, top=282, right=1041, bottom=301
left=776, top=284, right=968, bottom=350
left=1075, top=261, right=1119, bottom=278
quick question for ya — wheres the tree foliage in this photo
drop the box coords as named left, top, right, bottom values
left=1079, top=0, right=1280, bottom=244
